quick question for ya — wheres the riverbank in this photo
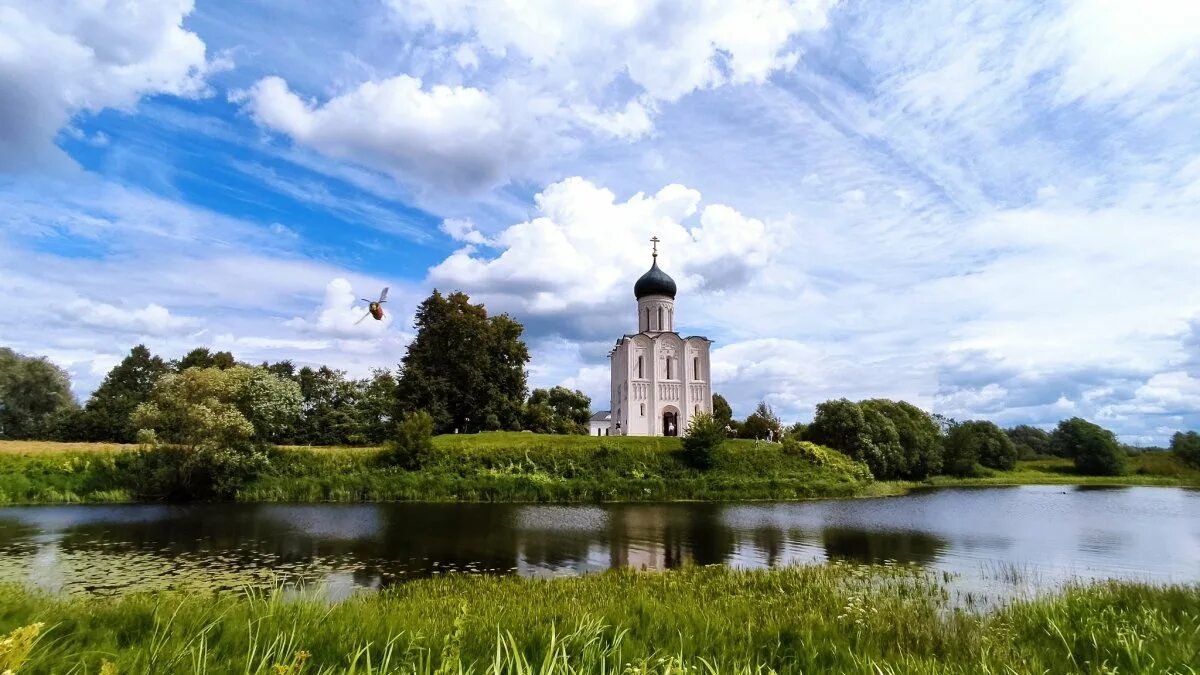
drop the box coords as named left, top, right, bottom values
left=0, top=565, right=1195, bottom=674
left=0, top=434, right=873, bottom=504
left=0, top=436, right=1194, bottom=504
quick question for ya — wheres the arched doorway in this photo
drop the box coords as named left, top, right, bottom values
left=662, top=407, right=680, bottom=437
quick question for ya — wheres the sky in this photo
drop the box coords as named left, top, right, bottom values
left=1, top=0, right=1198, bottom=444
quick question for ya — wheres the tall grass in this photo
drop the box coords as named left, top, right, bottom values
left=0, top=565, right=1195, bottom=674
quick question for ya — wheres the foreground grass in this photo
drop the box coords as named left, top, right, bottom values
left=0, top=433, right=872, bottom=504
left=0, top=565, right=1195, bottom=674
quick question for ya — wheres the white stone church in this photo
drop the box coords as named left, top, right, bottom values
left=604, top=240, right=712, bottom=436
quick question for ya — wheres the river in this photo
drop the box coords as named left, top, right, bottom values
left=0, top=485, right=1196, bottom=601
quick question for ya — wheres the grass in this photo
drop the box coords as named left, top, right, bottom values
left=907, top=453, right=1200, bottom=490
left=0, top=565, right=1195, bottom=674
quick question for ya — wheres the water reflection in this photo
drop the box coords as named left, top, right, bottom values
left=0, top=485, right=1196, bottom=598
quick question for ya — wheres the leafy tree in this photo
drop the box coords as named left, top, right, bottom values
left=806, top=398, right=905, bottom=479
left=175, top=347, right=237, bottom=371
left=942, top=420, right=1015, bottom=476
left=81, top=344, right=169, bottom=442
left=396, top=290, right=529, bottom=433
left=357, top=369, right=399, bottom=444
left=523, top=387, right=591, bottom=434
left=292, top=366, right=363, bottom=445
left=859, top=399, right=943, bottom=479
left=0, top=347, right=77, bottom=439
left=740, top=401, right=783, bottom=440
left=784, top=422, right=807, bottom=440
left=1006, top=424, right=1052, bottom=459
left=711, top=393, right=733, bottom=427
left=381, top=410, right=435, bottom=470
left=1171, top=431, right=1200, bottom=467
left=682, top=411, right=725, bottom=469
left=1051, top=417, right=1126, bottom=476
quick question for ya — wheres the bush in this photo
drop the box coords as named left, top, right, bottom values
left=942, top=421, right=1015, bottom=476
left=807, top=399, right=905, bottom=479
left=1051, top=417, right=1126, bottom=476
left=1170, top=431, right=1200, bottom=468
left=1006, top=424, right=1051, bottom=459
left=118, top=445, right=271, bottom=501
left=681, top=412, right=725, bottom=470
left=381, top=410, right=435, bottom=470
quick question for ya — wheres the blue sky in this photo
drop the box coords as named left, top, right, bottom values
left=1, top=0, right=1198, bottom=443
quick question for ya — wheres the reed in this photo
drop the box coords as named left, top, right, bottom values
left=0, top=565, right=1195, bottom=674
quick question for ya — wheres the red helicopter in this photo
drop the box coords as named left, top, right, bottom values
left=354, top=287, right=389, bottom=324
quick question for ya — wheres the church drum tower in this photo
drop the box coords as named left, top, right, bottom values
left=608, top=238, right=713, bottom=436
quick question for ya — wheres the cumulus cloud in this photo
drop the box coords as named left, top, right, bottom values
left=0, top=0, right=216, bottom=170
left=285, top=278, right=395, bottom=339
left=68, top=300, right=200, bottom=336
left=239, top=75, right=556, bottom=193
left=427, top=176, right=776, bottom=336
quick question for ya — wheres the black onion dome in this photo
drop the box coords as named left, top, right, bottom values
left=634, top=258, right=677, bottom=299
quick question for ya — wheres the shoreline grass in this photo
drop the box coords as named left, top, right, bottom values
left=0, top=436, right=1195, bottom=506
left=0, top=565, right=1195, bottom=674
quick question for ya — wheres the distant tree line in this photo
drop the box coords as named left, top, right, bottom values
left=0, top=290, right=592, bottom=446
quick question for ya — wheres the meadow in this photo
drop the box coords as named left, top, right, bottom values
left=0, top=564, right=1196, bottom=674
left=0, top=434, right=1195, bottom=505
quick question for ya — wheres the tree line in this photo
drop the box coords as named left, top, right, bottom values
left=0, top=291, right=593, bottom=446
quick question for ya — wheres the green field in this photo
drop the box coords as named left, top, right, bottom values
left=0, top=565, right=1195, bottom=674
left=0, top=435, right=1195, bottom=505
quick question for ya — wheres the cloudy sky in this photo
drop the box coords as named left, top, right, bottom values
left=1, top=0, right=1198, bottom=443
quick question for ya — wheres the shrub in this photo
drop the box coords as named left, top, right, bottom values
left=859, top=399, right=943, bottom=479
left=682, top=412, right=725, bottom=469
left=382, top=410, right=435, bottom=470
left=118, top=445, right=271, bottom=501
left=807, top=399, right=905, bottom=479
left=1169, top=431, right=1200, bottom=468
left=1051, top=417, right=1126, bottom=476
left=1006, top=424, right=1051, bottom=459
left=943, top=420, right=1016, bottom=475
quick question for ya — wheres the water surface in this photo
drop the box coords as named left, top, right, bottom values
left=1, top=485, right=1196, bottom=600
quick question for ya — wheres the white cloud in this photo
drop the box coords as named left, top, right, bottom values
left=440, top=218, right=492, bottom=245
left=68, top=300, right=200, bottom=336
left=0, top=0, right=215, bottom=170
left=389, top=0, right=837, bottom=103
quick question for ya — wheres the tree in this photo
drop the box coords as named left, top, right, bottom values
left=1171, top=431, right=1200, bottom=468
left=711, top=393, right=733, bottom=427
left=784, top=422, right=807, bottom=440
left=81, top=344, right=169, bottom=442
left=396, top=291, right=530, bottom=434
left=175, top=347, right=237, bottom=371
left=1006, top=424, right=1052, bottom=459
left=357, top=369, right=399, bottom=444
left=1051, top=417, right=1126, bottom=476
left=293, top=366, right=364, bottom=445
left=523, top=387, right=591, bottom=434
left=0, top=347, right=77, bottom=439
left=806, top=399, right=905, bottom=479
left=380, top=410, right=435, bottom=469
left=942, top=420, right=1015, bottom=476
left=740, top=401, right=783, bottom=440
left=682, top=411, right=725, bottom=469
left=859, top=399, right=943, bottom=479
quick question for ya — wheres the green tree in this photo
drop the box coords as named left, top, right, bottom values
left=357, top=369, right=399, bottom=444
left=859, top=399, right=943, bottom=479
left=523, top=386, right=591, bottom=434
left=1050, top=417, right=1126, bottom=476
left=81, top=344, right=169, bottom=442
left=175, top=347, right=237, bottom=371
left=0, top=347, right=77, bottom=439
left=396, top=291, right=530, bottom=433
left=1006, top=424, right=1051, bottom=459
left=1170, top=431, right=1200, bottom=467
left=942, top=420, right=1016, bottom=476
left=682, top=411, right=725, bottom=470
left=806, top=399, right=905, bottom=479
left=381, top=410, right=435, bottom=470
left=740, top=401, right=783, bottom=440
left=711, top=393, right=733, bottom=427
left=784, top=422, right=807, bottom=440
left=293, top=366, right=364, bottom=445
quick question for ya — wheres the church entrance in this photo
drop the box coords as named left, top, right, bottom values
left=662, top=408, right=679, bottom=437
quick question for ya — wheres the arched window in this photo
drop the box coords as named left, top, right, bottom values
left=666, top=357, right=672, bottom=380
left=640, top=403, right=645, bottom=416
left=645, top=308, right=650, bottom=330
left=637, top=355, right=643, bottom=379
left=695, top=405, right=699, bottom=415
left=694, top=357, right=700, bottom=380
left=657, top=306, right=664, bottom=330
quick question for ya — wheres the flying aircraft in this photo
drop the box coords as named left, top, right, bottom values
left=355, top=287, right=389, bottom=324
